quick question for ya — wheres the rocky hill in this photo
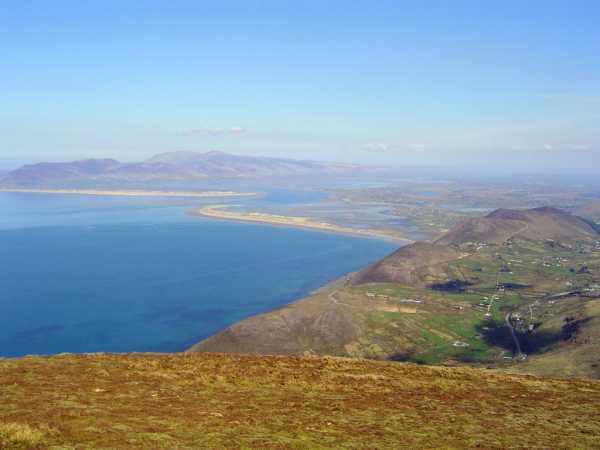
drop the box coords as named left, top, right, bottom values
left=1, top=352, right=599, bottom=449
left=0, top=151, right=368, bottom=188
left=190, top=207, right=600, bottom=378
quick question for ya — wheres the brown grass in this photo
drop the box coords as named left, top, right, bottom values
left=0, top=422, right=46, bottom=449
left=1, top=352, right=600, bottom=449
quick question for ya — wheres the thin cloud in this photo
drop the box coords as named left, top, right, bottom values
left=363, top=142, right=426, bottom=152
left=183, top=127, right=246, bottom=137
left=511, top=143, right=592, bottom=152
left=542, top=143, right=592, bottom=152
left=407, top=144, right=427, bottom=152
left=363, top=143, right=391, bottom=152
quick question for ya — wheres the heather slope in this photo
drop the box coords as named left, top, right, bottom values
left=350, top=242, right=462, bottom=287
left=1, top=353, right=600, bottom=449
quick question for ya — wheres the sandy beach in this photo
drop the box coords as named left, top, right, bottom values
left=191, top=204, right=410, bottom=242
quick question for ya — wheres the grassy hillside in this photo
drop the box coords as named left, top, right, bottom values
left=1, top=353, right=600, bottom=449
left=191, top=208, right=600, bottom=378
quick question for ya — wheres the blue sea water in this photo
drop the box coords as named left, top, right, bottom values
left=0, top=191, right=396, bottom=357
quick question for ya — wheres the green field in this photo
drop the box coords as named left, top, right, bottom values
left=346, top=235, right=600, bottom=369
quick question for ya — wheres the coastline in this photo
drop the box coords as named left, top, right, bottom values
left=0, top=188, right=258, bottom=198
left=190, top=204, right=411, bottom=243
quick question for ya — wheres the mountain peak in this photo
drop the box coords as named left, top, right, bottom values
left=146, top=151, right=204, bottom=163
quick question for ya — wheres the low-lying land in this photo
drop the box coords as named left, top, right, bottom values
left=193, top=205, right=409, bottom=241
left=0, top=188, right=258, bottom=198
left=1, top=352, right=600, bottom=449
left=331, top=179, right=600, bottom=239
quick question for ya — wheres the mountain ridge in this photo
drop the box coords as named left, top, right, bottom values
left=434, top=206, right=598, bottom=247
left=0, top=151, right=372, bottom=188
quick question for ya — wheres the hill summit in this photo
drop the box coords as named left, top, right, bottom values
left=435, top=206, right=598, bottom=246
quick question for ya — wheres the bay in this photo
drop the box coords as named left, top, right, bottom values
left=0, top=192, right=396, bottom=356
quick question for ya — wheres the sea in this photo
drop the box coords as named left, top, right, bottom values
left=0, top=190, right=396, bottom=357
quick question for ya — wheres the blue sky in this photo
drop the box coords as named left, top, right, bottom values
left=1, top=0, right=599, bottom=172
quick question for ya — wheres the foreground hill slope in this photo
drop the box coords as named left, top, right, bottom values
left=1, top=353, right=600, bottom=449
left=191, top=207, right=600, bottom=378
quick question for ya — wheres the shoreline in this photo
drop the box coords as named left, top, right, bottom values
left=190, top=204, right=411, bottom=243
left=0, top=188, right=258, bottom=198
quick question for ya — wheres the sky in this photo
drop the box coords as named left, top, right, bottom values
left=1, top=0, right=599, bottom=173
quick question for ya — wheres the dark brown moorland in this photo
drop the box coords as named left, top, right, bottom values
left=1, top=352, right=600, bottom=449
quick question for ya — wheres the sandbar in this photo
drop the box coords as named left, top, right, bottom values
left=191, top=205, right=410, bottom=242
left=0, top=188, right=258, bottom=198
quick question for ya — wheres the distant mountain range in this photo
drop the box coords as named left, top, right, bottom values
left=0, top=151, right=372, bottom=188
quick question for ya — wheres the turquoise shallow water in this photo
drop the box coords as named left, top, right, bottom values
left=0, top=192, right=396, bottom=356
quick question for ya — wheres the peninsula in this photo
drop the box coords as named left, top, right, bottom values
left=191, top=207, right=600, bottom=379
left=192, top=204, right=409, bottom=242
left=0, top=188, right=258, bottom=198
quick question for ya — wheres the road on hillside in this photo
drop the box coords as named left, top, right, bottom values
left=328, top=290, right=339, bottom=303
left=505, top=312, right=523, bottom=356
left=328, top=289, right=353, bottom=307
